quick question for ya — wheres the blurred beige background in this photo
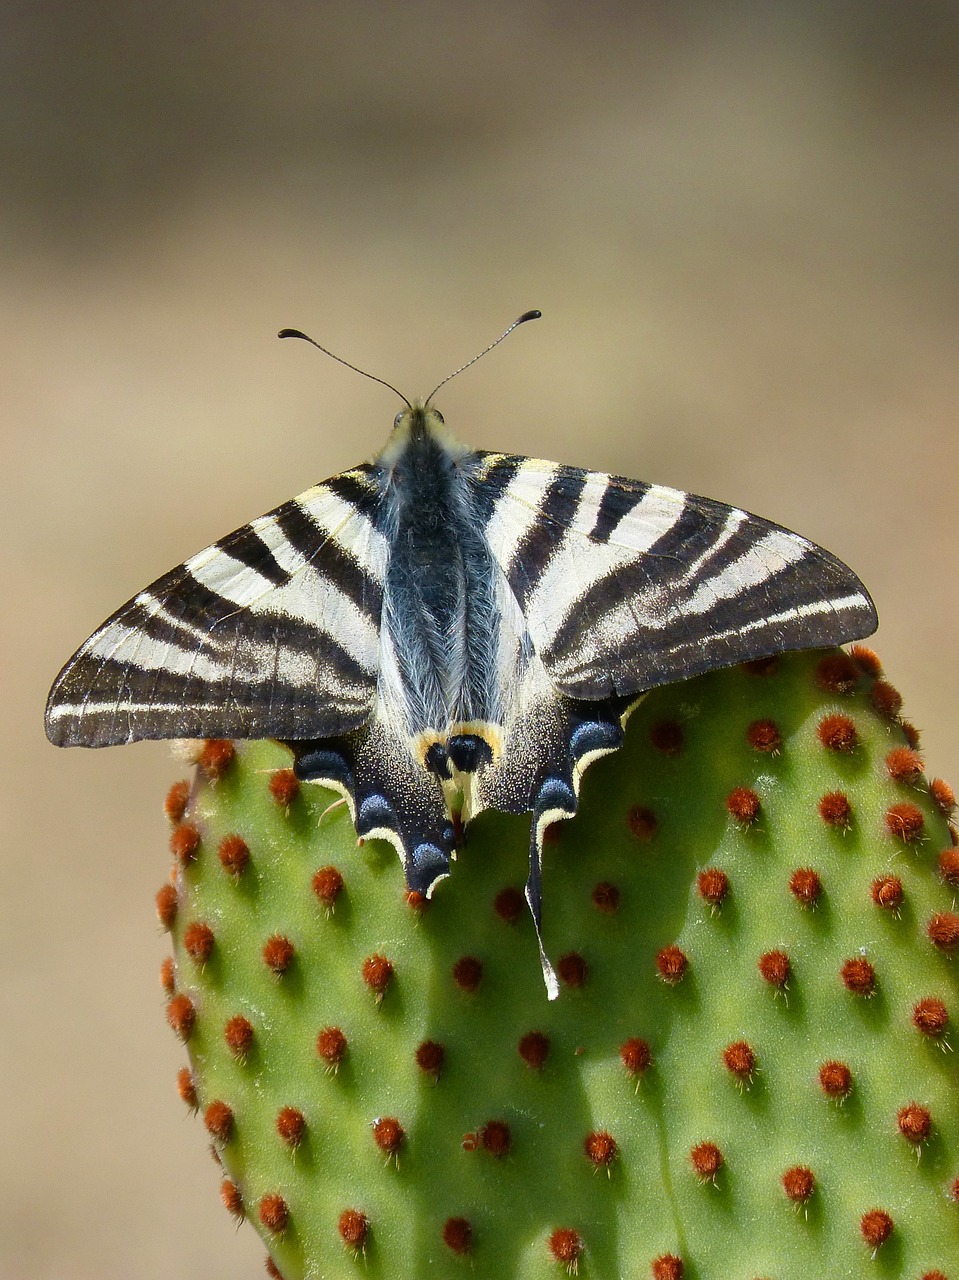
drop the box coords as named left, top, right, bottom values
left=3, top=3, right=958, bottom=1277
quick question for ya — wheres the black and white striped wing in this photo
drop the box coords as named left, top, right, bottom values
left=478, top=457, right=878, bottom=700
left=45, top=469, right=387, bottom=748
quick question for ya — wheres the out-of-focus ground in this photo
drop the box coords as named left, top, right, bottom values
left=2, top=3, right=957, bottom=1276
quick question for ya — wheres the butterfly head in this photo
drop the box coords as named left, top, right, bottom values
left=378, top=401, right=471, bottom=467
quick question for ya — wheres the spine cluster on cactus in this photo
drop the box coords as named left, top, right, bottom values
left=156, top=648, right=958, bottom=1278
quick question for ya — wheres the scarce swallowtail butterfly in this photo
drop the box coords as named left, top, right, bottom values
left=45, top=311, right=878, bottom=997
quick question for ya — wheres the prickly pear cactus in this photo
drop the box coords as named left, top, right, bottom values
left=158, top=648, right=959, bottom=1279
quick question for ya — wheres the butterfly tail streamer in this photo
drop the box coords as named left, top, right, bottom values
left=469, top=664, right=634, bottom=997
left=525, top=823, right=560, bottom=1001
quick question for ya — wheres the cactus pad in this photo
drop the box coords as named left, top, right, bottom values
left=160, top=649, right=959, bottom=1278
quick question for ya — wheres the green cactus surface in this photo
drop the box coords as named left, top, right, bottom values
left=159, top=648, right=959, bottom=1279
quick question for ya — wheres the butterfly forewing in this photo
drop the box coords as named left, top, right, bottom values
left=474, top=457, right=877, bottom=701
left=44, top=469, right=387, bottom=747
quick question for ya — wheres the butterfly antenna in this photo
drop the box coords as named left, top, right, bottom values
left=278, top=328, right=413, bottom=409
left=425, top=309, right=542, bottom=405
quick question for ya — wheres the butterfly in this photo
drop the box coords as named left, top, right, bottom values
left=45, top=313, right=878, bottom=996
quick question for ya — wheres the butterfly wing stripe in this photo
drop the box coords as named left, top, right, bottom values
left=213, top=523, right=291, bottom=586
left=257, top=572, right=380, bottom=666
left=481, top=460, right=558, bottom=575
left=184, top=473, right=385, bottom=618
left=46, top=625, right=376, bottom=743
left=683, top=527, right=808, bottom=614
left=466, top=453, right=523, bottom=516
left=570, top=470, right=613, bottom=534
left=185, top=546, right=282, bottom=609
left=584, top=592, right=869, bottom=692
left=676, top=504, right=750, bottom=584
left=270, top=503, right=384, bottom=615
left=73, top=590, right=215, bottom=655
left=481, top=460, right=876, bottom=701
left=539, top=543, right=875, bottom=696
left=524, top=528, right=635, bottom=639
left=322, top=467, right=383, bottom=511
left=76, top=573, right=379, bottom=673
left=491, top=474, right=689, bottom=639
left=505, top=468, right=588, bottom=608
left=73, top=592, right=378, bottom=682
left=47, top=665, right=376, bottom=743
left=587, top=475, right=652, bottom=542
left=551, top=538, right=860, bottom=650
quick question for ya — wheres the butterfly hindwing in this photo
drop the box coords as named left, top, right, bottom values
left=44, top=468, right=388, bottom=747
left=293, top=718, right=456, bottom=897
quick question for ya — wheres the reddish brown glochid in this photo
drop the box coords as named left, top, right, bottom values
left=415, top=1039, right=445, bottom=1079
left=690, top=1141, right=723, bottom=1181
left=722, top=1040, right=756, bottom=1081
left=258, top=1192, right=289, bottom=1235
left=548, top=1227, right=583, bottom=1270
left=164, top=779, right=190, bottom=824
left=818, top=1060, right=853, bottom=1099
left=217, top=833, right=249, bottom=877
left=817, top=713, right=858, bottom=752
left=758, top=949, right=791, bottom=989
left=725, top=786, right=760, bottom=825
left=518, top=1031, right=550, bottom=1069
left=912, top=997, right=949, bottom=1038
left=312, top=865, right=344, bottom=908
left=224, top=1014, right=254, bottom=1059
left=746, top=718, right=781, bottom=752
left=268, top=768, right=300, bottom=808
left=781, top=1165, right=815, bottom=1203
left=338, top=1208, right=369, bottom=1252
left=841, top=957, right=876, bottom=996
left=276, top=1106, right=306, bottom=1149
left=697, top=867, right=729, bottom=907
left=262, top=934, right=295, bottom=975
left=316, top=1026, right=348, bottom=1070
left=656, top=944, right=688, bottom=984
left=818, top=790, right=852, bottom=828
left=789, top=867, right=822, bottom=907
left=198, top=738, right=235, bottom=780
left=816, top=652, right=859, bottom=693
left=870, top=875, right=903, bottom=911
left=170, top=823, right=200, bottom=866
left=443, top=1217, right=473, bottom=1255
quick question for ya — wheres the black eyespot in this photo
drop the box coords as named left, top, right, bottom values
left=448, top=734, right=492, bottom=773
left=433, top=409, right=445, bottom=424
left=425, top=742, right=452, bottom=780
left=394, top=411, right=404, bottom=428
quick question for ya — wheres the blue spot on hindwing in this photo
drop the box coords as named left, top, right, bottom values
left=535, top=775, right=576, bottom=817
left=293, top=746, right=354, bottom=791
left=357, top=792, right=396, bottom=834
left=407, top=841, right=452, bottom=894
left=569, top=717, right=623, bottom=759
